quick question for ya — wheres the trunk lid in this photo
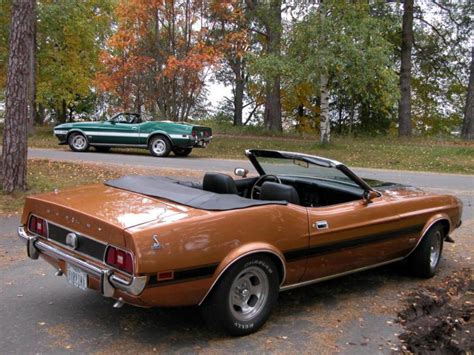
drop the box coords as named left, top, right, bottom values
left=191, top=125, right=212, bottom=139
left=22, top=184, right=206, bottom=246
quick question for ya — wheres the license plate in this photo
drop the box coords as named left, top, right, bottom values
left=66, top=264, right=88, bottom=291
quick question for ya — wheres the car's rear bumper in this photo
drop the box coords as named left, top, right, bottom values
left=17, top=226, right=148, bottom=297
left=193, top=136, right=212, bottom=148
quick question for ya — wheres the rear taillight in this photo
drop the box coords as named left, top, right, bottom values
left=204, top=131, right=209, bottom=137
left=191, top=131, right=197, bottom=137
left=29, top=215, right=47, bottom=237
left=105, top=246, right=134, bottom=274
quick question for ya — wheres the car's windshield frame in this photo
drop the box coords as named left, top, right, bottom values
left=246, top=149, right=374, bottom=192
left=109, top=112, right=142, bottom=124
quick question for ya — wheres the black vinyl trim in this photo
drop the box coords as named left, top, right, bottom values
left=47, top=223, right=107, bottom=261
left=147, top=263, right=219, bottom=287
left=284, top=224, right=424, bottom=262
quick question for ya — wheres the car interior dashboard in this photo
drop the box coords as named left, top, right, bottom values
left=232, top=175, right=363, bottom=207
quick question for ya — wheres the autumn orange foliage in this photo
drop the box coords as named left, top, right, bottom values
left=96, top=0, right=219, bottom=120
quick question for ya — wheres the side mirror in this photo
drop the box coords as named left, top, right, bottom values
left=362, top=190, right=379, bottom=204
left=234, top=168, right=248, bottom=178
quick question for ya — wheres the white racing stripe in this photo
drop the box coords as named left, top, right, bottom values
left=83, top=131, right=142, bottom=137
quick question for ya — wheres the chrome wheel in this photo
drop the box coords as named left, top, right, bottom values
left=229, top=266, right=269, bottom=322
left=152, top=139, right=167, bottom=155
left=429, top=230, right=442, bottom=269
left=71, top=135, right=87, bottom=150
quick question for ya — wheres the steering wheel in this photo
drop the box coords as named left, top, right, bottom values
left=250, top=174, right=282, bottom=200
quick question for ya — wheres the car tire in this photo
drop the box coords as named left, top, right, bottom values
left=68, top=133, right=89, bottom=152
left=173, top=147, right=192, bottom=157
left=407, top=224, right=444, bottom=278
left=94, top=146, right=111, bottom=153
left=202, top=255, right=279, bottom=336
left=148, top=135, right=171, bottom=157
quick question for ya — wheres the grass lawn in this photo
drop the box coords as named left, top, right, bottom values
left=0, top=159, right=203, bottom=214
left=1, top=125, right=473, bottom=174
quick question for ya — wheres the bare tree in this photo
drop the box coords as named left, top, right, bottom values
left=398, top=0, right=414, bottom=137
left=2, top=0, right=35, bottom=193
left=461, top=47, right=473, bottom=140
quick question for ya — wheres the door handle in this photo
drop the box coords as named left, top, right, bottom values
left=313, top=220, right=329, bottom=230
left=132, top=127, right=138, bottom=130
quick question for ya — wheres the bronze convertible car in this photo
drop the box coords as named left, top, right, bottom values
left=18, top=149, right=463, bottom=335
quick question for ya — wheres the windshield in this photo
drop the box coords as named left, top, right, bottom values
left=257, top=157, right=357, bottom=186
left=254, top=155, right=358, bottom=187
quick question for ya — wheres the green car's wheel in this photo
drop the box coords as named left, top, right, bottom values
left=173, top=147, right=192, bottom=157
left=203, top=255, right=279, bottom=336
left=149, top=135, right=171, bottom=157
left=94, top=146, right=111, bottom=153
left=68, top=133, right=89, bottom=152
left=407, top=224, right=444, bottom=278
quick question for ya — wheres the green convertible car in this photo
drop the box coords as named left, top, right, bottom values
left=53, top=113, right=212, bottom=157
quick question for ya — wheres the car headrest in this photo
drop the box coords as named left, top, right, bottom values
left=203, top=173, right=238, bottom=194
left=260, top=182, right=300, bottom=205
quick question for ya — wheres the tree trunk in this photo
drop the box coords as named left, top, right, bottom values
left=461, top=47, right=473, bottom=140
left=27, top=1, right=36, bottom=134
left=264, top=75, right=282, bottom=131
left=320, top=75, right=330, bottom=144
left=398, top=0, right=414, bottom=137
left=36, top=103, right=45, bottom=125
left=2, top=0, right=35, bottom=193
left=263, top=0, right=282, bottom=132
left=233, top=62, right=244, bottom=126
left=57, top=99, right=67, bottom=123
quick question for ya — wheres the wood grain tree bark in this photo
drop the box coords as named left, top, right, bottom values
left=245, top=0, right=282, bottom=131
left=27, top=1, right=36, bottom=132
left=320, top=75, right=330, bottom=143
left=2, top=0, right=35, bottom=193
left=231, top=58, right=245, bottom=126
left=398, top=0, right=414, bottom=137
left=461, top=47, right=473, bottom=140
left=262, top=0, right=282, bottom=132
left=319, top=1, right=330, bottom=144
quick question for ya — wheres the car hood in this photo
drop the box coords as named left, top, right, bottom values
left=372, top=182, right=429, bottom=198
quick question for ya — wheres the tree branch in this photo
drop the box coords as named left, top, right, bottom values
left=414, top=15, right=450, bottom=47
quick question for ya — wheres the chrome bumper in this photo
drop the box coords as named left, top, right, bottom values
left=18, top=226, right=147, bottom=297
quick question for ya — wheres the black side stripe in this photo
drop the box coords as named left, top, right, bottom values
left=147, top=263, right=219, bottom=287
left=284, top=224, right=424, bottom=262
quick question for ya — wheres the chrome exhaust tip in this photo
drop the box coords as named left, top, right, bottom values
left=113, top=297, right=125, bottom=309
left=55, top=270, right=63, bottom=276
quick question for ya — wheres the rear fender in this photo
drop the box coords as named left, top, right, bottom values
left=198, top=242, right=286, bottom=306
left=146, top=131, right=173, bottom=145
